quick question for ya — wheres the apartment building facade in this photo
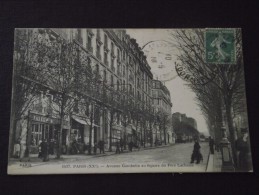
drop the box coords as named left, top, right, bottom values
left=11, top=28, right=161, bottom=155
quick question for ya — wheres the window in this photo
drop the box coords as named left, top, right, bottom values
left=123, top=66, right=126, bottom=76
left=111, top=42, right=114, bottom=53
left=104, top=52, right=108, bottom=65
left=111, top=58, right=115, bottom=71
left=88, top=35, right=92, bottom=49
left=87, top=30, right=93, bottom=52
left=97, top=29, right=101, bottom=39
left=77, top=29, right=83, bottom=44
left=111, top=75, right=114, bottom=87
left=129, top=84, right=132, bottom=93
left=103, top=70, right=107, bottom=82
left=117, top=80, right=120, bottom=91
left=117, top=48, right=120, bottom=61
left=96, top=42, right=101, bottom=60
left=104, top=34, right=108, bottom=47
left=95, top=64, right=99, bottom=72
left=123, top=50, right=125, bottom=60
left=117, top=113, right=120, bottom=124
left=85, top=103, right=90, bottom=116
left=123, top=80, right=126, bottom=90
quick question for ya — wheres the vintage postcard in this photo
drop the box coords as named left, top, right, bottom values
left=7, top=28, right=253, bottom=174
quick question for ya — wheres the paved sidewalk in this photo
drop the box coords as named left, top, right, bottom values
left=9, top=143, right=175, bottom=164
left=206, top=151, right=222, bottom=172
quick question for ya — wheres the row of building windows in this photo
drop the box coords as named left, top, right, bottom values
left=51, top=29, right=170, bottom=114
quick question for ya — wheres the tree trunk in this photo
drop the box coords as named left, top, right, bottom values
left=57, top=108, right=64, bottom=159
left=109, top=111, right=113, bottom=152
left=150, top=121, right=153, bottom=147
left=88, top=104, right=94, bottom=155
left=225, top=98, right=238, bottom=168
left=140, top=122, right=143, bottom=146
left=143, top=121, right=146, bottom=148
left=163, top=119, right=167, bottom=145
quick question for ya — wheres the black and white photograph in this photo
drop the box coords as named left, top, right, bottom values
left=7, top=28, right=253, bottom=174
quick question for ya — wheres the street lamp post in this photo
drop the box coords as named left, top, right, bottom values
left=220, top=127, right=235, bottom=172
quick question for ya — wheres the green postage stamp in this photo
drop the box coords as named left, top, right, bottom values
left=205, top=28, right=236, bottom=64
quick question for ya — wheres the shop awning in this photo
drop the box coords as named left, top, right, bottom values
left=72, top=115, right=89, bottom=125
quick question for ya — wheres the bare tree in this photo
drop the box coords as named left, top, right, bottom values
left=170, top=29, right=247, bottom=166
left=10, top=29, right=59, bottom=157
left=42, top=31, right=84, bottom=159
left=154, top=109, right=171, bottom=145
left=187, top=81, right=223, bottom=145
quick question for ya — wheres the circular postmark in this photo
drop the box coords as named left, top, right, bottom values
left=142, top=40, right=178, bottom=82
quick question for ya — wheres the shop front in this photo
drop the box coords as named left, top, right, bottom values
left=28, top=112, right=70, bottom=154
left=112, top=125, right=123, bottom=146
left=71, top=115, right=101, bottom=153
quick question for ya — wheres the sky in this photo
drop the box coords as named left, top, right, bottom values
left=127, top=29, right=209, bottom=135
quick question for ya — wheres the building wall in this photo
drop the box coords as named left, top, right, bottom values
left=152, top=80, right=173, bottom=143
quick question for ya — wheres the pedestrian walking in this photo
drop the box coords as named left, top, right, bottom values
left=209, top=136, right=215, bottom=154
left=128, top=141, right=133, bottom=152
left=190, top=139, right=202, bottom=164
left=236, top=128, right=252, bottom=171
left=41, top=139, right=49, bottom=162
left=71, top=139, right=79, bottom=154
left=98, top=140, right=105, bottom=154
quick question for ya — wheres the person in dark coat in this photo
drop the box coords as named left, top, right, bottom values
left=191, top=139, right=202, bottom=164
left=120, top=139, right=124, bottom=153
left=115, top=141, right=120, bottom=154
left=209, top=136, right=215, bottom=154
left=41, top=139, right=49, bottom=162
left=93, top=142, right=97, bottom=155
left=128, top=141, right=133, bottom=152
left=236, top=128, right=252, bottom=171
left=98, top=140, right=105, bottom=154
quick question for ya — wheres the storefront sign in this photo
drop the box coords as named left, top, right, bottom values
left=29, top=112, right=70, bottom=129
left=30, top=113, right=57, bottom=124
